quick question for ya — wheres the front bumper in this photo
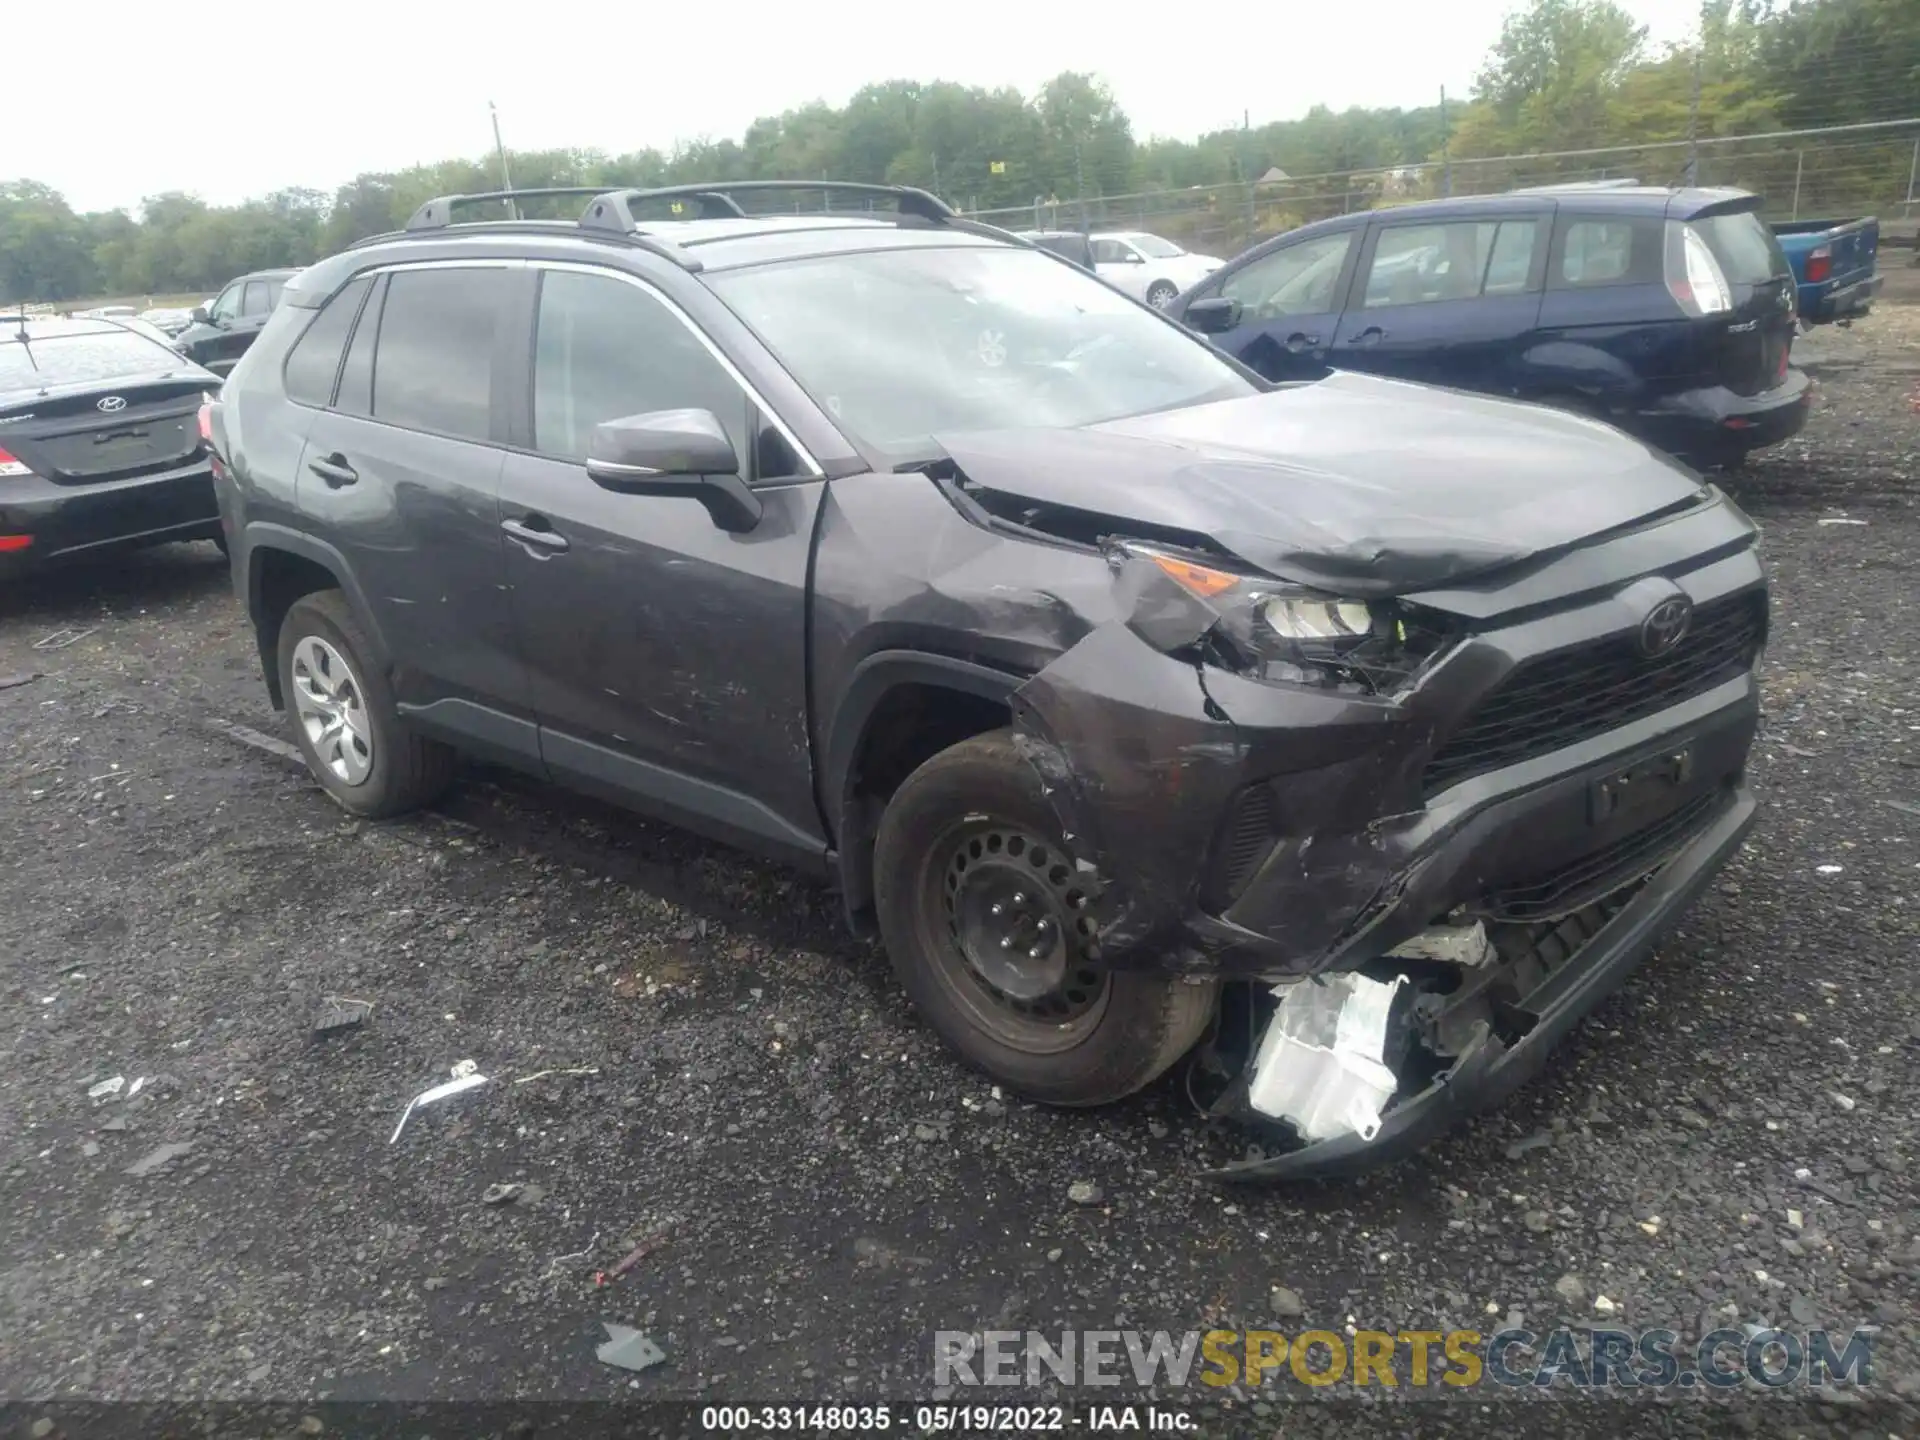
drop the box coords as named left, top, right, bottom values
left=1630, top=367, right=1811, bottom=458
left=0, top=456, right=219, bottom=573
left=1206, top=782, right=1755, bottom=1180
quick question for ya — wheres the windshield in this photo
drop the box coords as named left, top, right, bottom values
left=1128, top=234, right=1184, bottom=259
left=709, top=245, right=1254, bottom=454
left=0, top=329, right=186, bottom=391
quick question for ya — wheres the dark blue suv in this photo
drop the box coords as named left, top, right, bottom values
left=1170, top=185, right=1809, bottom=466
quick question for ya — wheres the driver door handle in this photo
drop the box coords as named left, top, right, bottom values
left=1284, top=331, right=1320, bottom=351
left=501, top=516, right=569, bottom=554
left=1349, top=326, right=1387, bottom=346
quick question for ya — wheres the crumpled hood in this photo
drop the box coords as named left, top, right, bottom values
left=933, top=371, right=1709, bottom=594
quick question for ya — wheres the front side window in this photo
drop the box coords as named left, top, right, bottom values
left=1218, top=232, right=1355, bottom=319
left=532, top=269, right=754, bottom=464
left=709, top=244, right=1256, bottom=455
left=1128, top=234, right=1184, bottom=259
left=370, top=267, right=508, bottom=442
left=1091, top=238, right=1137, bottom=264
left=209, top=285, right=242, bottom=323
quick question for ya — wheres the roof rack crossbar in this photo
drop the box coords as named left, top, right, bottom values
left=581, top=180, right=955, bottom=235
left=405, top=187, right=629, bottom=231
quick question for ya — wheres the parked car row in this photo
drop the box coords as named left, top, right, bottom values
left=192, top=179, right=1773, bottom=1179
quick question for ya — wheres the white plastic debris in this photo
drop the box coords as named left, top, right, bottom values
left=1815, top=864, right=1844, bottom=875
left=389, top=1065, right=490, bottom=1144
left=1387, top=920, right=1494, bottom=968
left=1816, top=517, right=1868, bottom=526
left=1247, top=973, right=1406, bottom=1143
left=87, top=1076, right=125, bottom=1100
left=126, top=1076, right=147, bottom=1098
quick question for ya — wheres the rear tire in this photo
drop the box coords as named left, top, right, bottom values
left=276, top=589, right=456, bottom=818
left=1146, top=280, right=1178, bottom=309
left=873, top=729, right=1217, bottom=1106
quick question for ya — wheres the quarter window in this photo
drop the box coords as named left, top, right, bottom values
left=1559, top=221, right=1641, bottom=287
left=241, top=281, right=269, bottom=315
left=282, top=276, right=371, bottom=408
left=532, top=270, right=756, bottom=467
left=370, top=268, right=508, bottom=442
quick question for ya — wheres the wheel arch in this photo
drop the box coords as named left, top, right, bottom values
left=825, top=651, right=1024, bottom=936
left=245, top=523, right=390, bottom=709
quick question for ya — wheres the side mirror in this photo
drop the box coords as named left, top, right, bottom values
left=190, top=306, right=210, bottom=325
left=586, top=408, right=762, bottom=533
left=1183, top=296, right=1242, bottom=335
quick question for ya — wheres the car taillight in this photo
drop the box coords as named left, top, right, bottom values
left=0, top=447, right=31, bottom=478
left=197, top=395, right=215, bottom=444
left=1806, top=245, right=1832, bottom=284
left=1665, top=220, right=1733, bottom=317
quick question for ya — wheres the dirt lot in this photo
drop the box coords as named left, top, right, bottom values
left=2, top=277, right=1917, bottom=1435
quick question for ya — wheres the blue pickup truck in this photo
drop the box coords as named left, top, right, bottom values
left=1771, top=216, right=1881, bottom=324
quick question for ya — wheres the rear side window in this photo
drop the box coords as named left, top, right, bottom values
left=371, top=268, right=508, bottom=441
left=1694, top=211, right=1787, bottom=283
left=532, top=269, right=753, bottom=465
left=1364, top=222, right=1498, bottom=307
left=1554, top=217, right=1664, bottom=288
left=242, top=281, right=269, bottom=315
left=282, top=276, right=371, bottom=408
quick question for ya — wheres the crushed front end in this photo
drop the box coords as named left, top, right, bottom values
left=1007, top=486, right=1766, bottom=1180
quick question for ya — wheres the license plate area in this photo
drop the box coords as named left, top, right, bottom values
left=1589, top=747, right=1693, bottom=825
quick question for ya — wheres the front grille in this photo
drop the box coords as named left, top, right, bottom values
left=1423, top=590, right=1764, bottom=797
left=1211, top=784, right=1280, bottom=905
left=1482, top=790, right=1720, bottom=922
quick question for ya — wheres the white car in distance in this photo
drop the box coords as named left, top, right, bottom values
left=1090, top=232, right=1224, bottom=308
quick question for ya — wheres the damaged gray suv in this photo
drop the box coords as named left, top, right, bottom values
left=206, top=182, right=1765, bottom=1180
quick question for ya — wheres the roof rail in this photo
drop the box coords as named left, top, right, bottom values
left=579, top=180, right=955, bottom=236
left=1510, top=178, right=1644, bottom=194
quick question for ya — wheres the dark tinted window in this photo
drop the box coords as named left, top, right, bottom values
left=371, top=268, right=506, bottom=441
left=282, top=276, right=371, bottom=408
left=1695, top=212, right=1787, bottom=283
left=336, top=275, right=384, bottom=416
left=1554, top=217, right=1663, bottom=288
left=533, top=269, right=754, bottom=464
left=0, top=329, right=186, bottom=389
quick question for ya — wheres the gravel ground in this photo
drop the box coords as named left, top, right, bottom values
left=2, top=273, right=1917, bottom=1437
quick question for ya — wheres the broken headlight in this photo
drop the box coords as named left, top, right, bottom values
left=1108, top=541, right=1449, bottom=694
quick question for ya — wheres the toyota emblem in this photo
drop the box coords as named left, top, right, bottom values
left=1638, top=595, right=1693, bottom=658
left=96, top=395, right=127, bottom=413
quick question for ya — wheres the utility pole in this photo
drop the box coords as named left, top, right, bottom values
left=1683, top=50, right=1702, bottom=186
left=490, top=102, right=519, bottom=219
left=1075, top=143, right=1087, bottom=235
left=1439, top=86, right=1452, bottom=197
left=931, top=150, right=940, bottom=198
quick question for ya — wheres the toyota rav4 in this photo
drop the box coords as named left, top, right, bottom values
left=205, top=181, right=1766, bottom=1180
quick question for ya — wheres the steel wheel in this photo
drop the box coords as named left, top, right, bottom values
left=289, top=634, right=373, bottom=786
left=926, top=817, right=1111, bottom=1054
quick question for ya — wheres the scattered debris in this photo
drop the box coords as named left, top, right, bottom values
left=313, top=996, right=373, bottom=1037
left=0, top=671, right=39, bottom=691
left=1553, top=1274, right=1587, bottom=1303
left=1387, top=920, right=1493, bottom=968
left=1830, top=1092, right=1856, bottom=1113
left=1815, top=864, right=1844, bottom=875
left=124, top=1141, right=194, bottom=1177
left=1067, top=1180, right=1104, bottom=1206
left=1816, top=516, right=1869, bottom=526
left=481, top=1183, right=526, bottom=1206
left=450, top=1058, right=480, bottom=1079
left=1593, top=1295, right=1618, bottom=1317
left=1638, top=1217, right=1662, bottom=1237
left=32, top=626, right=96, bottom=651
left=389, top=1066, right=490, bottom=1143
left=596, top=1228, right=673, bottom=1286
left=202, top=716, right=305, bottom=769
left=1504, top=1131, right=1553, bottom=1160
left=1787, top=1208, right=1805, bottom=1230
left=1247, top=972, right=1407, bottom=1142
left=1881, top=798, right=1920, bottom=819
left=1269, top=1285, right=1305, bottom=1319
left=513, top=1066, right=600, bottom=1085
left=126, top=1076, right=146, bottom=1098
left=546, top=1231, right=601, bottom=1279
left=595, top=1322, right=666, bottom=1374
left=87, top=1076, right=125, bottom=1101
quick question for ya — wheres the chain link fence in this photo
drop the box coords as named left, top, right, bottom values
left=965, top=120, right=1920, bottom=257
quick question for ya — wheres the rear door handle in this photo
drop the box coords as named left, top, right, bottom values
left=1284, top=331, right=1320, bottom=352
left=1349, top=326, right=1387, bottom=346
left=501, top=517, right=570, bottom=554
left=307, top=453, right=357, bottom=487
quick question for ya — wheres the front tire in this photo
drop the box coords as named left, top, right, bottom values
left=276, top=589, right=456, bottom=818
left=1146, top=280, right=1178, bottom=309
left=873, top=730, right=1217, bottom=1106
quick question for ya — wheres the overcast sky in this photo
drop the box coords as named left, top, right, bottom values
left=15, top=0, right=1699, bottom=213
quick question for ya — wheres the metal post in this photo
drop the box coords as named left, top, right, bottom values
left=1907, top=136, right=1919, bottom=215
left=1075, top=145, right=1086, bottom=234
left=1683, top=52, right=1701, bottom=186
left=1791, top=149, right=1803, bottom=219
left=1440, top=86, right=1453, bottom=197
left=489, top=102, right=518, bottom=220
